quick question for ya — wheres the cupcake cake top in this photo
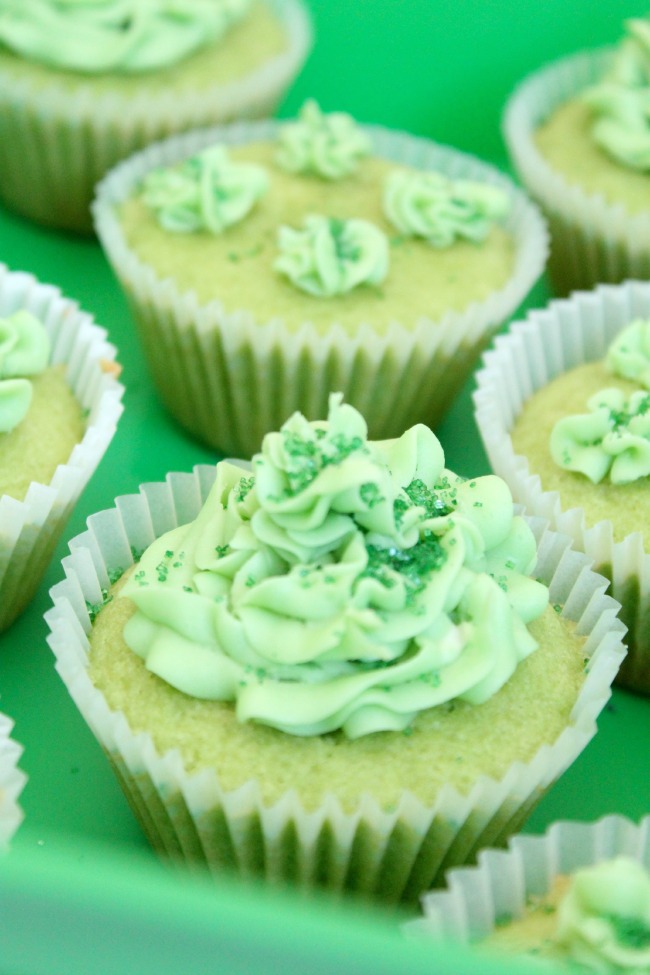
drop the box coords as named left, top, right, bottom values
left=0, top=0, right=254, bottom=74
left=119, top=394, right=548, bottom=739
left=133, top=101, right=512, bottom=310
left=550, top=319, right=650, bottom=485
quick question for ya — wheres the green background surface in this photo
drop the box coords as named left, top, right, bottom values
left=1, top=2, right=650, bottom=973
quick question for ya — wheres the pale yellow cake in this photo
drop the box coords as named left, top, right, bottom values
left=0, top=366, right=85, bottom=503
left=118, top=144, right=515, bottom=337
left=89, top=571, right=585, bottom=814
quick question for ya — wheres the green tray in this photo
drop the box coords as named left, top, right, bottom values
left=2, top=2, right=650, bottom=971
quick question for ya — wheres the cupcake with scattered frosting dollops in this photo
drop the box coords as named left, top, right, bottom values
left=93, top=99, right=547, bottom=456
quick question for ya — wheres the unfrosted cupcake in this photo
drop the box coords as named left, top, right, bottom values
left=409, top=813, right=650, bottom=974
left=503, top=17, right=650, bottom=295
left=93, top=102, right=547, bottom=457
left=0, top=0, right=311, bottom=233
left=474, top=279, right=650, bottom=694
left=0, top=262, right=124, bottom=631
left=46, top=394, right=624, bottom=905
left=0, top=714, right=25, bottom=849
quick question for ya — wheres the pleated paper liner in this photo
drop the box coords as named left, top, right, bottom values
left=0, top=0, right=311, bottom=233
left=93, top=119, right=548, bottom=458
left=0, top=714, right=26, bottom=850
left=503, top=47, right=650, bottom=296
left=46, top=465, right=624, bottom=905
left=474, top=279, right=650, bottom=693
left=407, top=813, right=650, bottom=961
left=0, top=263, right=124, bottom=632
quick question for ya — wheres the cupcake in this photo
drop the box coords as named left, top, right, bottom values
left=0, top=0, right=311, bottom=233
left=93, top=102, right=548, bottom=458
left=474, top=279, right=650, bottom=694
left=0, top=714, right=25, bottom=849
left=409, top=813, right=650, bottom=973
left=503, top=17, right=650, bottom=295
left=46, top=394, right=624, bottom=905
left=0, top=262, right=124, bottom=632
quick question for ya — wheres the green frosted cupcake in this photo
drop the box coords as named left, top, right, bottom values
left=410, top=814, right=650, bottom=974
left=503, top=17, right=650, bottom=295
left=474, top=280, right=650, bottom=694
left=0, top=0, right=311, bottom=232
left=47, top=396, right=624, bottom=905
left=0, top=263, right=124, bottom=632
left=94, top=104, right=547, bottom=456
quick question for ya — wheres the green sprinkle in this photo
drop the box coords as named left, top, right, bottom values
left=108, top=567, right=124, bottom=585
left=359, top=482, right=383, bottom=509
left=362, top=529, right=447, bottom=605
left=553, top=603, right=562, bottom=614
left=215, top=544, right=230, bottom=558
left=245, top=576, right=256, bottom=587
left=235, top=476, right=255, bottom=503
left=602, top=913, right=650, bottom=949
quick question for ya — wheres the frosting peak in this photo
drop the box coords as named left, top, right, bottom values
left=120, top=395, right=548, bottom=739
left=0, top=310, right=50, bottom=434
left=583, top=18, right=650, bottom=171
left=142, top=145, right=268, bottom=235
left=274, top=216, right=389, bottom=297
left=555, top=857, right=650, bottom=972
left=383, top=170, right=509, bottom=248
left=275, top=100, right=372, bottom=180
left=0, top=0, right=252, bottom=74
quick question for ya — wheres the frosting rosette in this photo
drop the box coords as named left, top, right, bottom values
left=555, top=857, right=650, bottom=973
left=550, top=387, right=650, bottom=485
left=383, top=169, right=509, bottom=247
left=275, top=99, right=371, bottom=179
left=582, top=18, right=650, bottom=172
left=606, top=318, right=650, bottom=388
left=120, top=395, right=548, bottom=739
left=0, top=309, right=50, bottom=433
left=274, top=215, right=389, bottom=297
left=141, top=145, right=268, bottom=234
left=0, top=0, right=253, bottom=74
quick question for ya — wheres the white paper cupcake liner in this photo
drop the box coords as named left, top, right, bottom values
left=0, top=0, right=311, bottom=233
left=45, top=465, right=624, bottom=904
left=0, top=263, right=124, bottom=632
left=92, top=118, right=548, bottom=457
left=407, top=813, right=650, bottom=956
left=474, top=279, right=650, bottom=692
left=0, top=714, right=25, bottom=850
left=503, top=47, right=650, bottom=296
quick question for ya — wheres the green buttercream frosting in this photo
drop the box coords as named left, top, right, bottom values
left=119, top=394, right=548, bottom=739
left=0, top=310, right=50, bottom=434
left=275, top=100, right=372, bottom=180
left=275, top=215, right=389, bottom=297
left=142, top=145, right=268, bottom=235
left=555, top=857, right=650, bottom=973
left=583, top=18, right=650, bottom=171
left=550, top=387, right=650, bottom=484
left=383, top=169, right=509, bottom=248
left=606, top=319, right=650, bottom=389
left=0, top=0, right=252, bottom=74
